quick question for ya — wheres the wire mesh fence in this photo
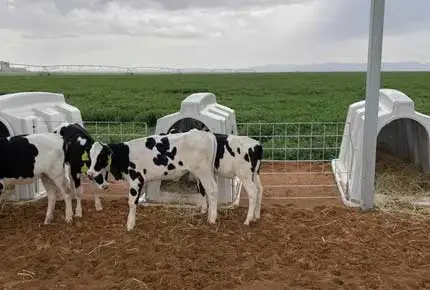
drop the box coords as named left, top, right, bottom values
left=236, top=122, right=345, bottom=200
left=236, top=122, right=343, bottom=162
left=31, top=120, right=346, bottom=202
left=82, top=121, right=148, bottom=143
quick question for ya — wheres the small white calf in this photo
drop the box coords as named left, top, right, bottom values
left=0, top=133, right=75, bottom=224
left=86, top=129, right=219, bottom=231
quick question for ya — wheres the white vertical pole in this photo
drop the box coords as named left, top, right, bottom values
left=360, top=0, right=386, bottom=210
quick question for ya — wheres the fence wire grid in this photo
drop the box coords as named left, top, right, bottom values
left=34, top=120, right=347, bottom=201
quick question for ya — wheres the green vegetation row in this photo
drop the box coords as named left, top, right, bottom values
left=2, top=72, right=430, bottom=160
left=2, top=72, right=430, bottom=126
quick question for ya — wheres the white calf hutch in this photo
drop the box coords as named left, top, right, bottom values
left=144, top=92, right=242, bottom=206
left=0, top=91, right=83, bottom=201
left=332, top=88, right=430, bottom=207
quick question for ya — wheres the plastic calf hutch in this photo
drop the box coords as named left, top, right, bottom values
left=0, top=92, right=83, bottom=201
left=332, top=88, right=430, bottom=207
left=144, top=92, right=242, bottom=206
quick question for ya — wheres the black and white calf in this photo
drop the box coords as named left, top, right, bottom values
left=86, top=129, right=219, bottom=231
left=161, top=127, right=260, bottom=211
left=53, top=122, right=103, bottom=216
left=0, top=133, right=74, bottom=224
left=205, top=132, right=263, bottom=221
left=86, top=129, right=264, bottom=231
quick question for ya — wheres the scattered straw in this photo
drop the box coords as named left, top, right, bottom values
left=87, top=240, right=116, bottom=256
left=17, top=270, right=35, bottom=280
left=374, top=149, right=430, bottom=217
left=121, top=278, right=149, bottom=290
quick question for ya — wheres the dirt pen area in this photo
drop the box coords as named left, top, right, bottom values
left=1, top=161, right=430, bottom=289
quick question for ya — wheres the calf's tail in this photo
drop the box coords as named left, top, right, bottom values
left=252, top=144, right=263, bottom=182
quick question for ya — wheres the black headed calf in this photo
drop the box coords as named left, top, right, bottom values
left=53, top=122, right=103, bottom=215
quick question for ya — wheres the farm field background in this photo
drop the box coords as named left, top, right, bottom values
left=1, top=72, right=430, bottom=124
left=1, top=72, right=430, bottom=160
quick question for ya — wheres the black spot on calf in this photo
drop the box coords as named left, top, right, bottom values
left=94, top=174, right=104, bottom=185
left=248, top=144, right=263, bottom=174
left=153, top=154, right=169, bottom=166
left=130, top=188, right=137, bottom=196
left=164, top=171, right=168, bottom=176
left=145, top=138, right=156, bottom=150
left=237, top=147, right=241, bottom=155
left=214, top=133, right=235, bottom=169
left=167, top=163, right=175, bottom=170
left=0, top=136, right=39, bottom=181
left=244, top=153, right=249, bottom=162
left=129, top=169, right=139, bottom=180
left=143, top=169, right=147, bottom=174
left=151, top=136, right=178, bottom=167
left=129, top=162, right=136, bottom=169
left=156, top=137, right=170, bottom=153
left=107, top=143, right=130, bottom=180
left=167, top=146, right=177, bottom=160
left=178, top=161, right=183, bottom=166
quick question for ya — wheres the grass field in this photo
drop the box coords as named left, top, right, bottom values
left=1, top=72, right=430, bottom=124
left=1, top=72, right=429, bottom=160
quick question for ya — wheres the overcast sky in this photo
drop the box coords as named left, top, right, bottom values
left=1, top=0, right=430, bottom=68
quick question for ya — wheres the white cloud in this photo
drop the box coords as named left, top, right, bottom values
left=1, top=0, right=430, bottom=68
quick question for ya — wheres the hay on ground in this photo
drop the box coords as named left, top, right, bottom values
left=374, top=148, right=430, bottom=216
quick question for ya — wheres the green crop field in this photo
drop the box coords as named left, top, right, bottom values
left=1, top=72, right=429, bottom=160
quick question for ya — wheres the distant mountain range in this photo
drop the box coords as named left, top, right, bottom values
left=238, top=62, right=430, bottom=72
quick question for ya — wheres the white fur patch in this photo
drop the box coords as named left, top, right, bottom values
left=77, top=136, right=87, bottom=146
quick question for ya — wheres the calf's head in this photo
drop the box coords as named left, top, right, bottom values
left=87, top=141, right=111, bottom=189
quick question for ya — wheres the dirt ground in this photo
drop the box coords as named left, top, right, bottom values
left=1, top=161, right=430, bottom=289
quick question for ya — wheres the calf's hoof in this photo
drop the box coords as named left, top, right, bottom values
left=95, top=200, right=103, bottom=211
left=75, top=209, right=83, bottom=218
left=64, top=215, right=73, bottom=224
left=44, top=215, right=53, bottom=225
left=126, top=220, right=136, bottom=231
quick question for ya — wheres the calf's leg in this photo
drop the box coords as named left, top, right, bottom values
left=241, top=177, right=258, bottom=225
left=93, top=187, right=103, bottom=211
left=72, top=175, right=83, bottom=217
left=194, top=173, right=218, bottom=224
left=254, top=174, right=263, bottom=220
left=125, top=172, right=145, bottom=231
left=51, top=177, right=74, bottom=224
left=196, top=179, right=207, bottom=214
left=41, top=176, right=58, bottom=224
